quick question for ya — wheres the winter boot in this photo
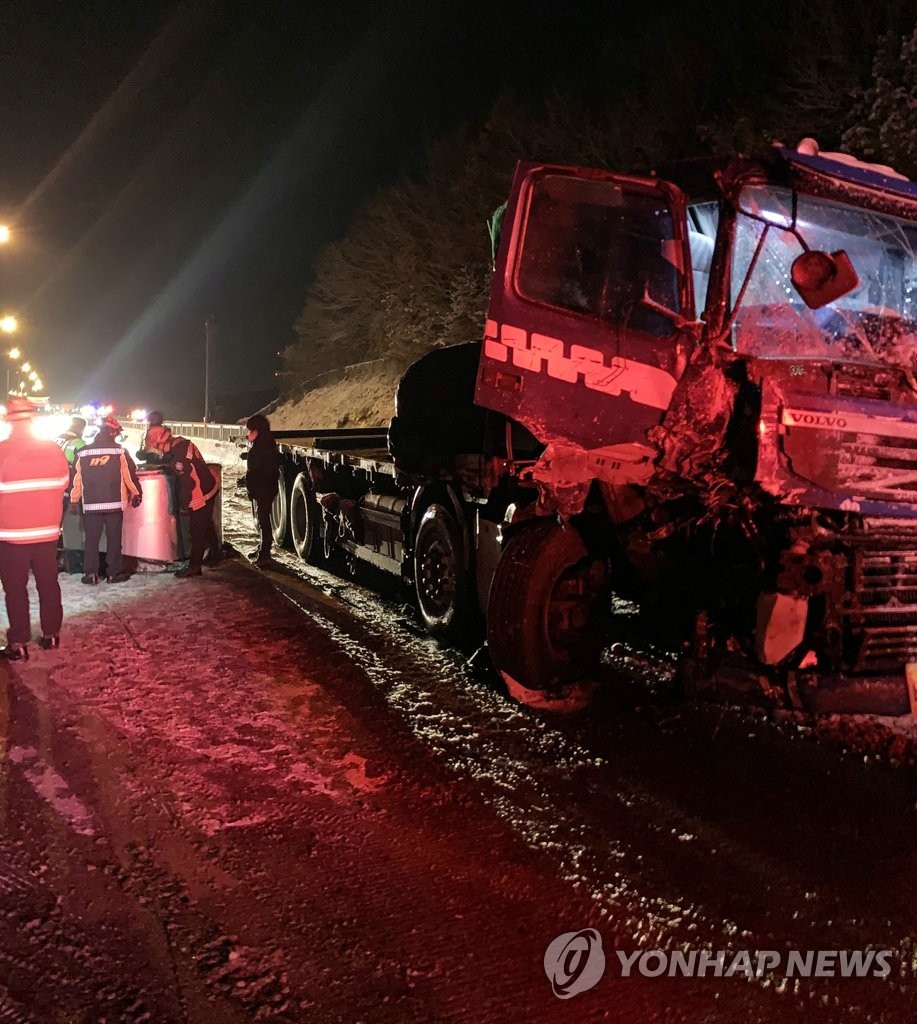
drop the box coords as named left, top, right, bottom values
left=81, top=574, right=100, bottom=585
left=38, top=635, right=60, bottom=650
left=0, top=644, right=28, bottom=661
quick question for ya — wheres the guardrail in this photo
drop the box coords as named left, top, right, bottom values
left=165, top=421, right=243, bottom=443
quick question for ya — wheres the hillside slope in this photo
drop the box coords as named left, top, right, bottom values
left=269, top=362, right=403, bottom=430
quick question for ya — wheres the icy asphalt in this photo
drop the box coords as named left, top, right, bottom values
left=0, top=480, right=912, bottom=1021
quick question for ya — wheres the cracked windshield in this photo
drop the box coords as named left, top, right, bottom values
left=731, top=184, right=917, bottom=365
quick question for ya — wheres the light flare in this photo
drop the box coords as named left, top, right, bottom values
left=31, top=414, right=72, bottom=440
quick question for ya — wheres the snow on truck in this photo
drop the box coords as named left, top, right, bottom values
left=266, top=140, right=917, bottom=714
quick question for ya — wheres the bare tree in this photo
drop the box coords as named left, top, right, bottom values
left=843, top=24, right=917, bottom=178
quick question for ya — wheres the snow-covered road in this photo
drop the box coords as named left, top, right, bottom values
left=0, top=479, right=910, bottom=1020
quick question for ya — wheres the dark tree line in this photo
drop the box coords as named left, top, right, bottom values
left=281, top=7, right=916, bottom=394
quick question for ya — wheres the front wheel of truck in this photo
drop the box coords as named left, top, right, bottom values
left=487, top=519, right=606, bottom=702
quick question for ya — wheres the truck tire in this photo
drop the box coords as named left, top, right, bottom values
left=290, top=473, right=322, bottom=563
left=413, top=503, right=469, bottom=642
left=487, top=520, right=606, bottom=695
left=270, top=467, right=291, bottom=548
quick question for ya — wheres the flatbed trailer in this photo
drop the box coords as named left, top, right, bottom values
left=271, top=428, right=400, bottom=575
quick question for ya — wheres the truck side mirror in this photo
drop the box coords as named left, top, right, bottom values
left=791, top=250, right=859, bottom=310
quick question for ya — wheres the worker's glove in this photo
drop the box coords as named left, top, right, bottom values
left=67, top=503, right=80, bottom=515
left=131, top=495, right=142, bottom=508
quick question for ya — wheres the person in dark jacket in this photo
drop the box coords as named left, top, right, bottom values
left=143, top=425, right=220, bottom=578
left=244, top=414, right=281, bottom=568
left=69, top=415, right=142, bottom=584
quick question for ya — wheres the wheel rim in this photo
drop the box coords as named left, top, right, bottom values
left=418, top=532, right=456, bottom=618
left=544, top=559, right=605, bottom=664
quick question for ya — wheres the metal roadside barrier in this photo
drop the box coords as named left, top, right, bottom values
left=165, top=421, right=243, bottom=443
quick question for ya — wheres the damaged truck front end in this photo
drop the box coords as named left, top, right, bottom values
left=657, top=148, right=917, bottom=713
left=476, top=145, right=917, bottom=713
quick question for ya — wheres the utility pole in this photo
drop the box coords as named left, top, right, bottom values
left=204, top=316, right=216, bottom=423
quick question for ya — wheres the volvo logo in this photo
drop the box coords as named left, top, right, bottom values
left=785, top=410, right=848, bottom=429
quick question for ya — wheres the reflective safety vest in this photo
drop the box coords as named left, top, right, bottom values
left=167, top=437, right=218, bottom=511
left=56, top=433, right=86, bottom=464
left=0, top=430, right=70, bottom=544
left=71, top=437, right=142, bottom=513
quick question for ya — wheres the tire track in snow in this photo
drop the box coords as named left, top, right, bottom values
left=258, top=571, right=745, bottom=945
left=242, top=560, right=917, bottom=1015
left=6, top=745, right=98, bottom=836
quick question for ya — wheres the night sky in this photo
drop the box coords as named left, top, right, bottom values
left=0, top=0, right=622, bottom=419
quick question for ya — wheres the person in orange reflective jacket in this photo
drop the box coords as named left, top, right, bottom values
left=143, top=425, right=220, bottom=578
left=0, top=398, right=70, bottom=658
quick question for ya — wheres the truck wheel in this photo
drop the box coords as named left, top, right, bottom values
left=487, top=520, right=606, bottom=698
left=290, top=473, right=322, bottom=563
left=270, top=468, right=291, bottom=547
left=414, top=503, right=468, bottom=642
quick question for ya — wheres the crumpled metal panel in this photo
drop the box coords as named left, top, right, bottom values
left=648, top=345, right=737, bottom=486
left=531, top=441, right=656, bottom=517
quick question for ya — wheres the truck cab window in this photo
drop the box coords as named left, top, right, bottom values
left=688, top=201, right=719, bottom=314
left=730, top=185, right=917, bottom=363
left=515, top=173, right=682, bottom=337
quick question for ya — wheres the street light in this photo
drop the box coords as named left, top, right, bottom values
left=0, top=315, right=17, bottom=334
left=204, top=316, right=217, bottom=422
left=6, top=348, right=21, bottom=397
left=0, top=226, right=10, bottom=245
left=20, top=362, right=29, bottom=373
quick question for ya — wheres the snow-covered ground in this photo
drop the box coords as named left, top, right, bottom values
left=0, top=473, right=913, bottom=1020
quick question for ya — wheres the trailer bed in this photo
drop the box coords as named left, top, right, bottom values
left=274, top=427, right=396, bottom=480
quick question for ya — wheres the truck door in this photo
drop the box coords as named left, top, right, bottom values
left=476, top=163, right=695, bottom=452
